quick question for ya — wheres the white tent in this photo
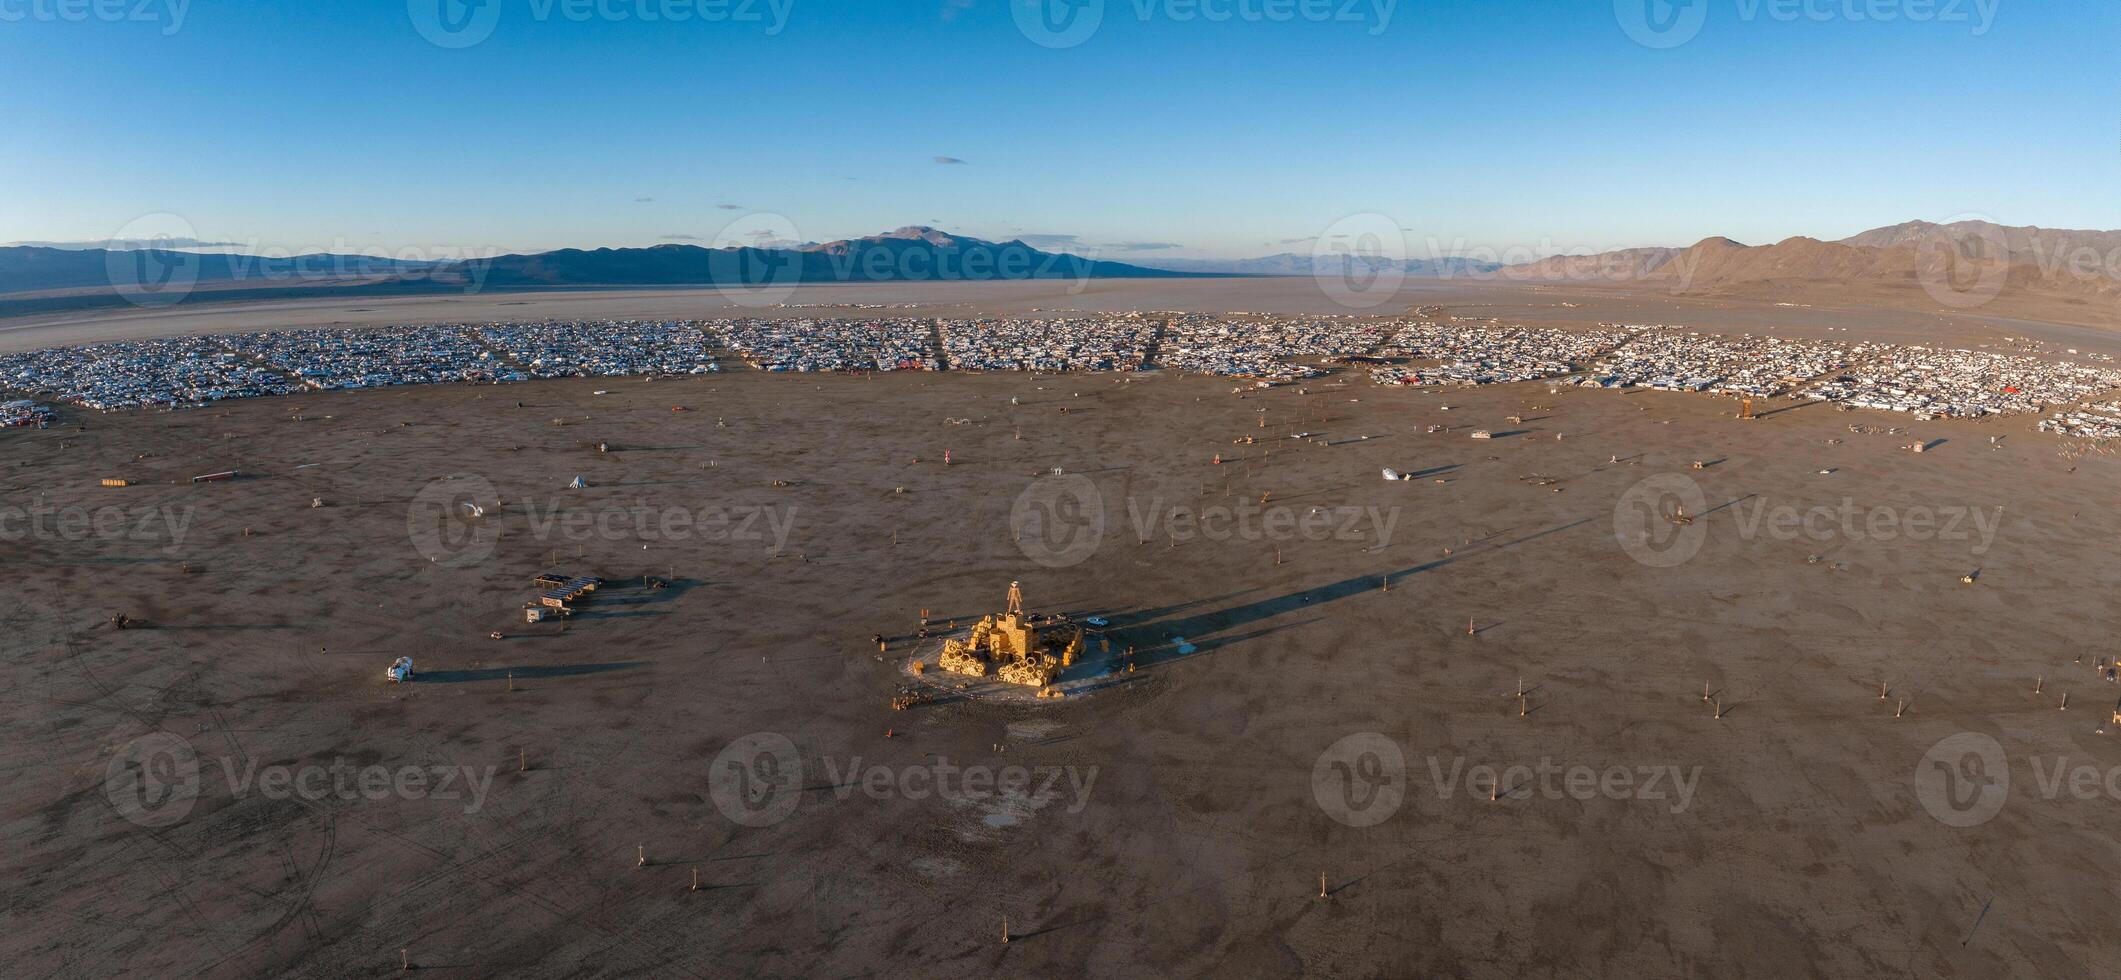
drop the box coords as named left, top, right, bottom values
left=568, top=476, right=589, bottom=489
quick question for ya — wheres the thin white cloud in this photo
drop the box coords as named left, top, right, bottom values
left=10, top=237, right=244, bottom=250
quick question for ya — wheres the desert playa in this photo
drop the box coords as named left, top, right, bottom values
left=7, top=333, right=2121, bottom=975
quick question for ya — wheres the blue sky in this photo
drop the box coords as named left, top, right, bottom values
left=0, top=0, right=2111, bottom=258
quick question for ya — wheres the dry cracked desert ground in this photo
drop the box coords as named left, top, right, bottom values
left=6, top=288, right=2121, bottom=978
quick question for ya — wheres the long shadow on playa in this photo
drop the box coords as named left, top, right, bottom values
left=417, top=661, right=650, bottom=683
left=1115, top=516, right=1597, bottom=655
left=1755, top=398, right=1824, bottom=419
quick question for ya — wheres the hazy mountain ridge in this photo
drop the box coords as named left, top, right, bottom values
left=459, top=227, right=1200, bottom=287
left=1499, top=221, right=2121, bottom=306
left=0, top=245, right=444, bottom=295
left=0, top=226, right=1205, bottom=301
left=1129, top=253, right=1503, bottom=276
left=7, top=221, right=2121, bottom=322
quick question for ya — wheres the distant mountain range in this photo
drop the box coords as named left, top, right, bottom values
left=0, top=246, right=443, bottom=296
left=0, top=227, right=1200, bottom=314
left=1129, top=253, right=1503, bottom=277
left=460, top=226, right=1195, bottom=288
left=1497, top=220, right=2121, bottom=312
left=5, top=220, right=2120, bottom=322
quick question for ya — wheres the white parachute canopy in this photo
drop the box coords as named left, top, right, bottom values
left=568, top=475, right=589, bottom=489
left=1381, top=468, right=1400, bottom=482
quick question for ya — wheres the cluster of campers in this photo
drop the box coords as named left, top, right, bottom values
left=382, top=573, right=607, bottom=683
left=1, top=400, right=54, bottom=428
left=525, top=572, right=604, bottom=623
